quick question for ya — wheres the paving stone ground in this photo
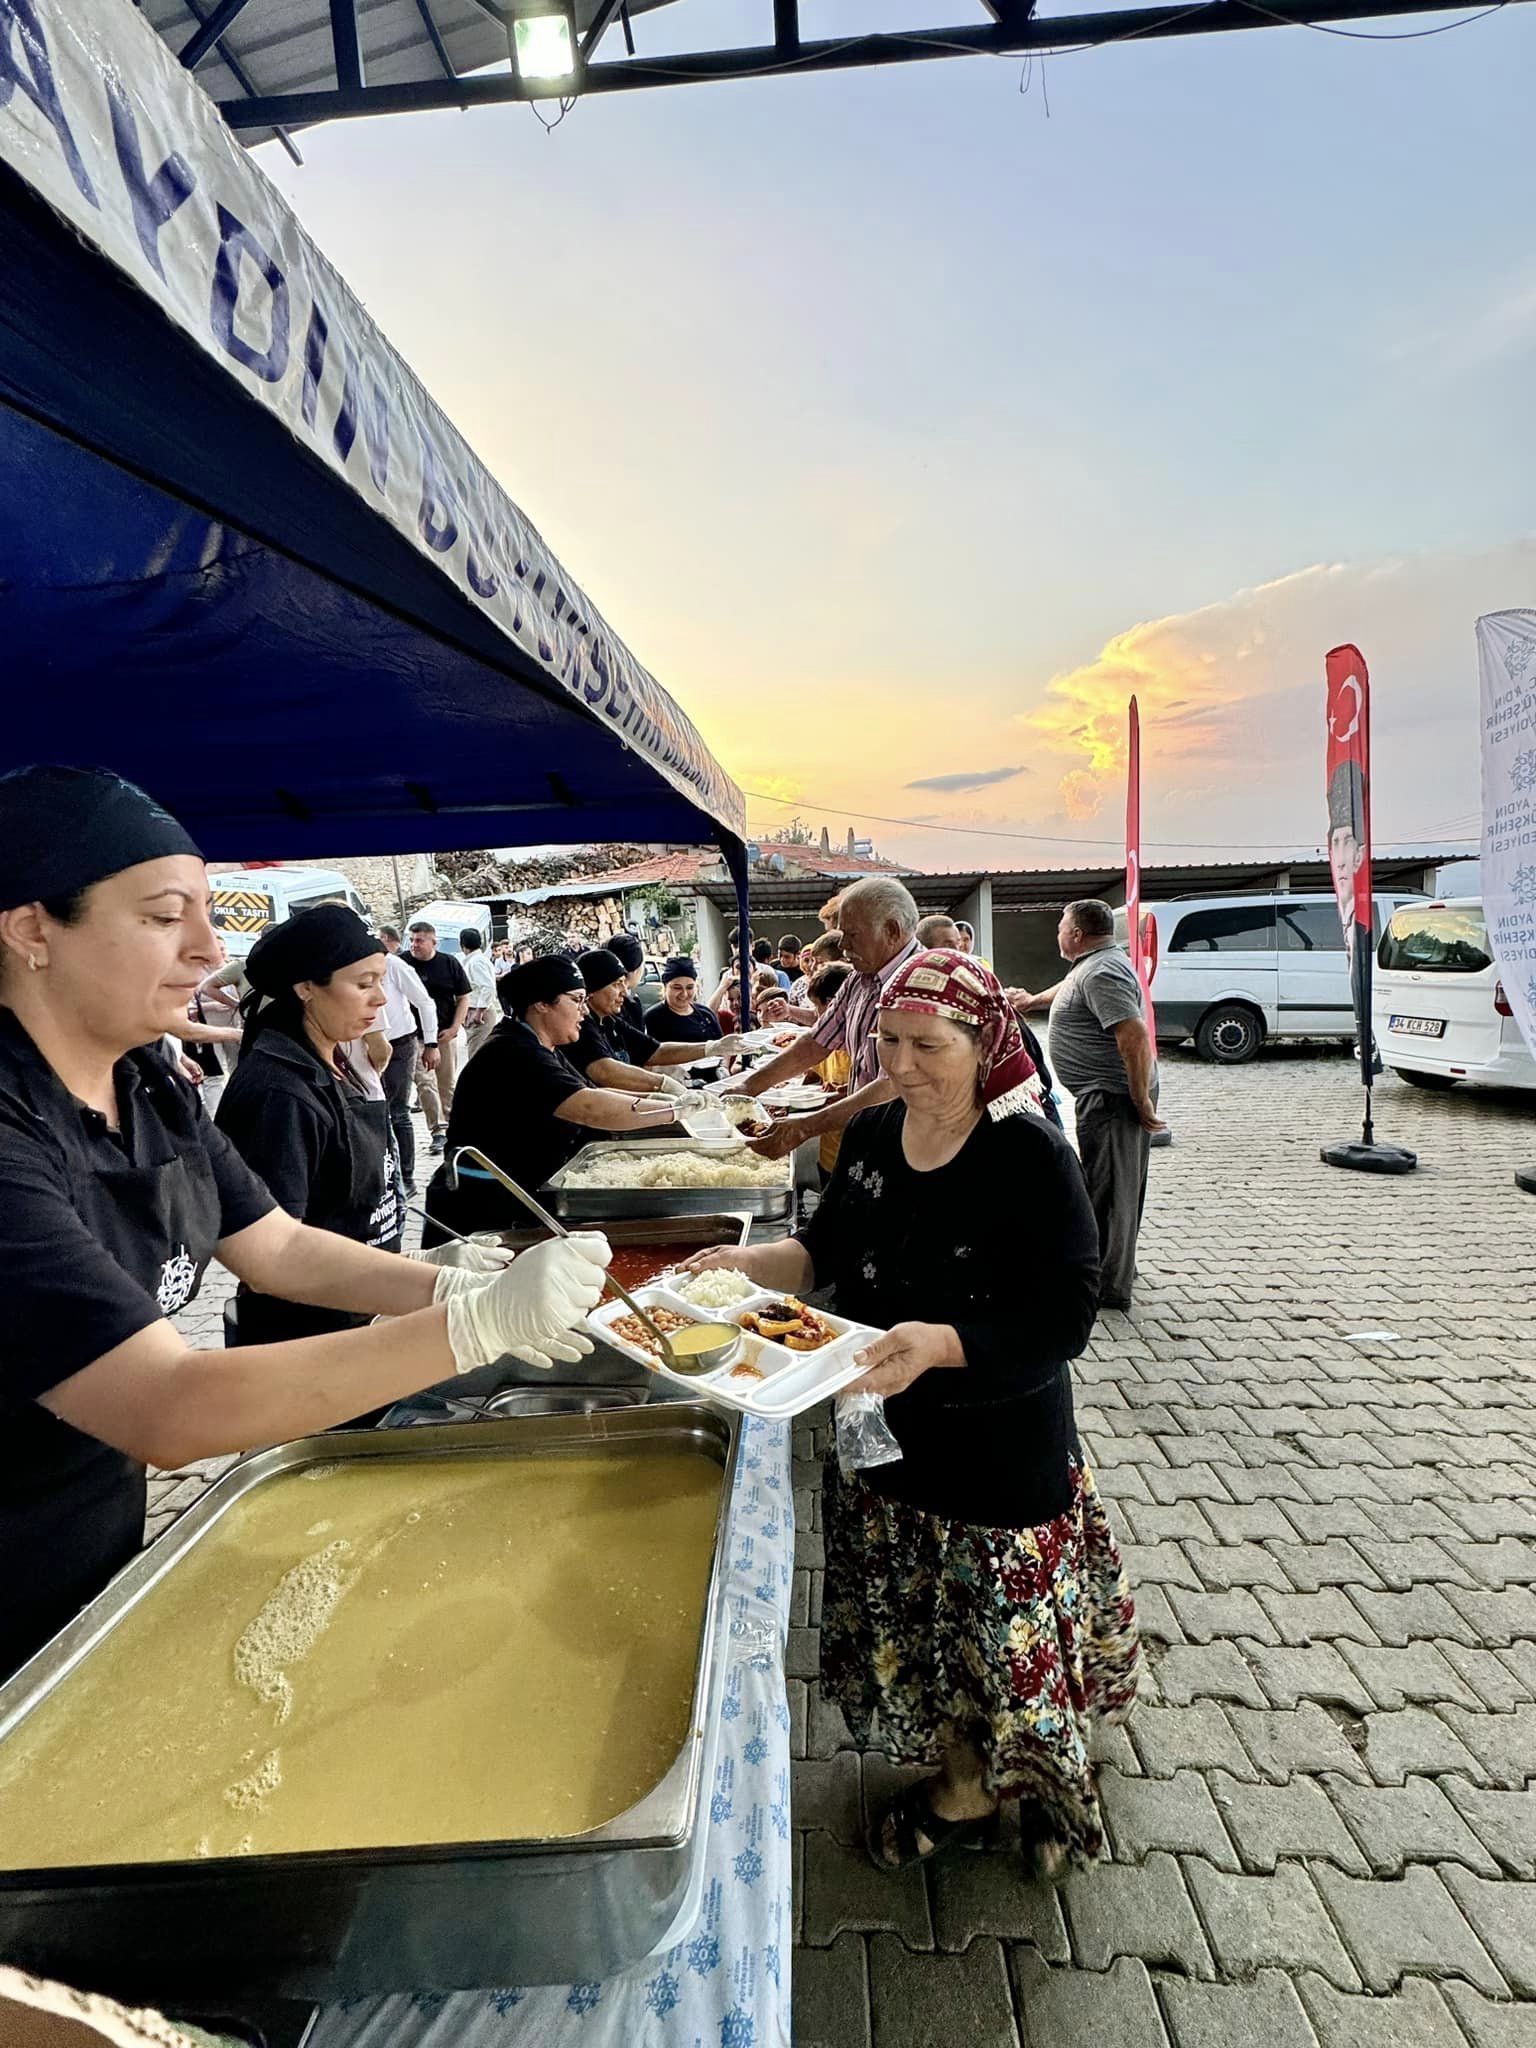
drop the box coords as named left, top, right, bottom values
left=164, top=1053, right=1536, bottom=2047
left=791, top=1048, right=1536, bottom=2048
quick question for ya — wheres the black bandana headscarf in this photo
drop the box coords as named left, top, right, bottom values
left=0, top=765, right=202, bottom=909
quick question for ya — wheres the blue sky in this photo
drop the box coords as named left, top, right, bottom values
left=262, top=3, right=1535, bottom=861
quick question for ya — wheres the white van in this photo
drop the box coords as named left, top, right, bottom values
left=1373, top=898, right=1536, bottom=1092
left=408, top=900, right=493, bottom=957
left=1135, top=892, right=1420, bottom=1063
left=206, top=866, right=371, bottom=960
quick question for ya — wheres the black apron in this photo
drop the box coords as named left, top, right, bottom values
left=231, top=1079, right=402, bottom=1347
left=0, top=1093, right=223, bottom=1681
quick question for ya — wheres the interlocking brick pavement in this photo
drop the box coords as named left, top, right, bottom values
left=787, top=1050, right=1536, bottom=2046
left=159, top=1056, right=1536, bottom=2044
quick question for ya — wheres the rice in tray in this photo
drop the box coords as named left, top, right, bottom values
left=677, top=1268, right=760, bottom=1309
left=566, top=1150, right=791, bottom=1191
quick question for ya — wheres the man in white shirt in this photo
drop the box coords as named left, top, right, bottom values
left=378, top=925, right=438, bottom=1188
left=459, top=928, right=499, bottom=1062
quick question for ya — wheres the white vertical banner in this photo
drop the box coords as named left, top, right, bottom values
left=1478, top=608, right=1536, bottom=1056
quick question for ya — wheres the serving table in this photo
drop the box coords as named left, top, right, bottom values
left=305, top=1411, right=793, bottom=2048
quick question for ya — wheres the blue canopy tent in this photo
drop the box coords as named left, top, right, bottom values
left=0, top=0, right=752, bottom=946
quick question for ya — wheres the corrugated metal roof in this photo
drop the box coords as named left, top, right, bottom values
left=147, top=0, right=680, bottom=142
left=693, top=847, right=1469, bottom=917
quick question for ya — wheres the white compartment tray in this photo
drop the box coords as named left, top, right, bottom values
left=586, top=1283, right=878, bottom=1418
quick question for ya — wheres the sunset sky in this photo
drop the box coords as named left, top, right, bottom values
left=262, top=2, right=1535, bottom=869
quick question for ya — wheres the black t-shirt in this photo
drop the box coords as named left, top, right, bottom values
left=0, top=1011, right=275, bottom=1674
left=0, top=1015, right=274, bottom=1410
left=409, top=949, right=471, bottom=1035
left=796, top=1101, right=1099, bottom=1527
left=442, top=1018, right=590, bottom=1191
left=570, top=1010, right=657, bottom=1075
left=645, top=1002, right=724, bottom=1045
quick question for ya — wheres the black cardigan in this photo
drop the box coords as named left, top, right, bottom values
left=796, top=1101, right=1100, bottom=1527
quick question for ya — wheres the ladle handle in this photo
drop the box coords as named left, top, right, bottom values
left=447, top=1145, right=678, bottom=1363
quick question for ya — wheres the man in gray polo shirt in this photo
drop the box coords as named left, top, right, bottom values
left=1013, top=899, right=1165, bottom=1312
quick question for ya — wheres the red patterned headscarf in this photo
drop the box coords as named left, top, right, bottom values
left=878, top=949, right=1044, bottom=1121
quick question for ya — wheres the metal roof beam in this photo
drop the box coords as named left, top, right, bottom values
left=219, top=0, right=1534, bottom=122
left=176, top=0, right=304, bottom=163
left=579, top=0, right=626, bottom=61
left=409, top=0, right=457, bottom=78
left=331, top=0, right=365, bottom=91
left=180, top=0, right=255, bottom=68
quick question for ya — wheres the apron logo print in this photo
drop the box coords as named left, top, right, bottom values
left=156, top=1244, right=199, bottom=1315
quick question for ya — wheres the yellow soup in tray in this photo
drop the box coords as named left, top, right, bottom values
left=0, top=1448, right=723, bottom=1868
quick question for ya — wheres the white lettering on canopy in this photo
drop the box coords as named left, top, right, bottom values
left=0, top=0, right=745, bottom=839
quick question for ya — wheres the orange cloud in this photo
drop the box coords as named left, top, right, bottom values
left=1016, top=543, right=1535, bottom=838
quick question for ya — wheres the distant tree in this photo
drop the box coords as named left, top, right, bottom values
left=763, top=816, right=818, bottom=847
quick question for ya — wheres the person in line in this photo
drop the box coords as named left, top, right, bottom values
left=805, top=961, right=854, bottom=1182
left=193, top=952, right=250, bottom=1075
left=648, top=956, right=728, bottom=1046
left=815, top=894, right=842, bottom=933
left=776, top=934, right=803, bottom=990
left=781, top=930, right=846, bottom=1021
left=0, top=766, right=611, bottom=1681
left=216, top=907, right=411, bottom=1344
left=791, top=930, right=844, bottom=999
left=750, top=938, right=783, bottom=988
left=1012, top=899, right=1166, bottom=1311
left=714, top=968, right=790, bottom=1034
left=421, top=955, right=677, bottom=1239
left=459, top=926, right=498, bottom=1062
left=736, top=877, right=924, bottom=1160
left=916, top=913, right=962, bottom=949
left=681, top=951, right=1135, bottom=1878
left=570, top=949, right=745, bottom=1095
left=407, top=920, right=470, bottom=1157
left=375, top=925, right=438, bottom=1190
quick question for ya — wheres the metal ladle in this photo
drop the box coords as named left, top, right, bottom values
left=445, top=1145, right=740, bottom=1376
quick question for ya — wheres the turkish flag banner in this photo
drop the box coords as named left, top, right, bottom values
left=1126, top=696, right=1157, bottom=1046
left=1325, top=644, right=1373, bottom=1090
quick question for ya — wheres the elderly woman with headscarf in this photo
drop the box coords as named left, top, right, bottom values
left=682, top=950, right=1138, bottom=1879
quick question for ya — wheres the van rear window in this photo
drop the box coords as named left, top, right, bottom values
left=1169, top=906, right=1276, bottom=952
left=1378, top=906, right=1491, bottom=974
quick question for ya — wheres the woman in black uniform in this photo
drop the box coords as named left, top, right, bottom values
left=216, top=904, right=413, bottom=1345
left=0, top=767, right=612, bottom=1681
left=422, top=953, right=677, bottom=1241
left=644, top=956, right=727, bottom=1046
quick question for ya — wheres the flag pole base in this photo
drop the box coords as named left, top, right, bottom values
left=1516, top=1166, right=1536, bottom=1196
left=1321, top=1141, right=1417, bottom=1175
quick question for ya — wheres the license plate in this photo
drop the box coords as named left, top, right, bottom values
left=1389, top=1014, right=1446, bottom=1038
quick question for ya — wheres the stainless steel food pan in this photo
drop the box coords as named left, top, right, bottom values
left=0, top=1405, right=740, bottom=2005
left=543, top=1142, right=795, bottom=1221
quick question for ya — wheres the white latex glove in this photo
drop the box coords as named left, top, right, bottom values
left=713, top=1034, right=747, bottom=1058
left=408, top=1236, right=517, bottom=1275
left=654, top=1071, right=692, bottom=1101
left=444, top=1233, right=611, bottom=1374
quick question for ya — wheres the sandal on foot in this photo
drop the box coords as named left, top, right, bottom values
left=1016, top=1801, right=1071, bottom=1886
left=866, top=1784, right=1000, bottom=1873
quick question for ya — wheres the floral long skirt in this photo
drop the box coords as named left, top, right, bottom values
left=820, top=1456, right=1139, bottom=1860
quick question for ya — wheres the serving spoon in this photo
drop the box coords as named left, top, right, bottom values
left=445, top=1145, right=739, bottom=1375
